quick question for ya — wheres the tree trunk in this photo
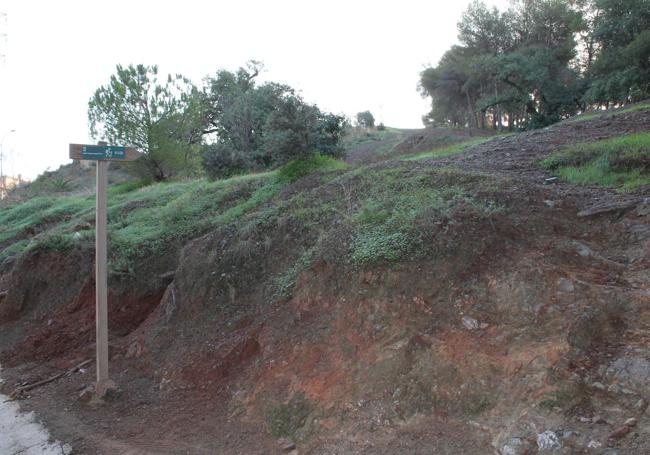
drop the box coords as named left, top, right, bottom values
left=494, top=81, right=502, bottom=132
left=465, top=91, right=477, bottom=129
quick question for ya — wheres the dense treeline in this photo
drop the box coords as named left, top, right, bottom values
left=419, top=0, right=650, bottom=130
left=88, top=61, right=347, bottom=181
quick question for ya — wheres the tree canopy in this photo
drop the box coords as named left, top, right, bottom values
left=355, top=111, right=375, bottom=128
left=88, top=64, right=202, bottom=181
left=88, top=62, right=347, bottom=181
left=199, top=63, right=347, bottom=178
left=420, top=0, right=650, bottom=130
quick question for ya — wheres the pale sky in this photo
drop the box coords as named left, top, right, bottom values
left=0, top=0, right=508, bottom=180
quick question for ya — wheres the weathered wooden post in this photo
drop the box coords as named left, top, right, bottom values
left=69, top=143, right=141, bottom=399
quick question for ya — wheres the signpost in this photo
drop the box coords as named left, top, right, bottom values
left=69, top=143, right=141, bottom=399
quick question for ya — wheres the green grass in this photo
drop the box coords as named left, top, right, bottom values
left=0, top=195, right=95, bottom=245
left=274, top=246, right=317, bottom=299
left=566, top=101, right=650, bottom=123
left=277, top=154, right=347, bottom=183
left=341, top=127, right=406, bottom=159
left=108, top=173, right=283, bottom=274
left=238, top=162, right=504, bottom=300
left=402, top=137, right=495, bottom=161
left=0, top=154, right=354, bottom=275
left=0, top=171, right=284, bottom=274
left=347, top=166, right=502, bottom=265
left=1, top=150, right=504, bottom=301
left=265, top=393, right=312, bottom=438
left=341, top=126, right=403, bottom=150
left=543, top=131, right=650, bottom=191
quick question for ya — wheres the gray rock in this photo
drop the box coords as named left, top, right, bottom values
left=592, top=415, right=606, bottom=424
left=557, top=278, right=575, bottom=293
left=635, top=199, right=650, bottom=216
left=573, top=242, right=592, bottom=258
left=278, top=438, right=296, bottom=452
left=501, top=437, right=533, bottom=455
left=608, top=383, right=622, bottom=394
left=605, top=356, right=650, bottom=395
left=587, top=440, right=602, bottom=449
left=78, top=385, right=94, bottom=403
left=634, top=398, right=648, bottom=412
left=462, top=316, right=479, bottom=331
left=624, top=417, right=637, bottom=427
left=537, top=431, right=562, bottom=450
left=591, top=382, right=606, bottom=390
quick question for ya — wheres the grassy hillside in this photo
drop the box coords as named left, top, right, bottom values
left=1, top=109, right=650, bottom=454
left=2, top=116, right=648, bottom=277
left=0, top=154, right=501, bottom=294
left=0, top=172, right=280, bottom=274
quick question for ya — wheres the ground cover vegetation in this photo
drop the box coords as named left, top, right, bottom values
left=0, top=154, right=502, bottom=300
left=543, top=131, right=650, bottom=191
left=419, top=0, right=650, bottom=130
left=0, top=172, right=279, bottom=274
left=402, top=136, right=497, bottom=161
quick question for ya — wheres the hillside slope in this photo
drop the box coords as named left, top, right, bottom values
left=1, top=107, right=649, bottom=454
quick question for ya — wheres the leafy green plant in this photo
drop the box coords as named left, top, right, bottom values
left=274, top=247, right=317, bottom=299
left=0, top=170, right=285, bottom=276
left=348, top=167, right=501, bottom=265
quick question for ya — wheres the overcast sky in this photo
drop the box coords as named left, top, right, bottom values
left=0, top=0, right=508, bottom=180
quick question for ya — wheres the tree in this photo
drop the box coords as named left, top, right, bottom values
left=88, top=64, right=200, bottom=181
left=200, top=61, right=283, bottom=156
left=355, top=111, right=375, bottom=128
left=458, top=0, right=515, bottom=54
left=585, top=0, right=650, bottom=104
left=201, top=63, right=346, bottom=178
left=419, top=46, right=479, bottom=127
left=263, top=97, right=346, bottom=164
left=420, top=0, right=587, bottom=129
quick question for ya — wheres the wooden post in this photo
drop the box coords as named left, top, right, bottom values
left=68, top=142, right=141, bottom=400
left=95, top=154, right=110, bottom=397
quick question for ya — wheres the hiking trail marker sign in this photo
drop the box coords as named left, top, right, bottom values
left=69, top=143, right=141, bottom=399
left=69, top=144, right=141, bottom=161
